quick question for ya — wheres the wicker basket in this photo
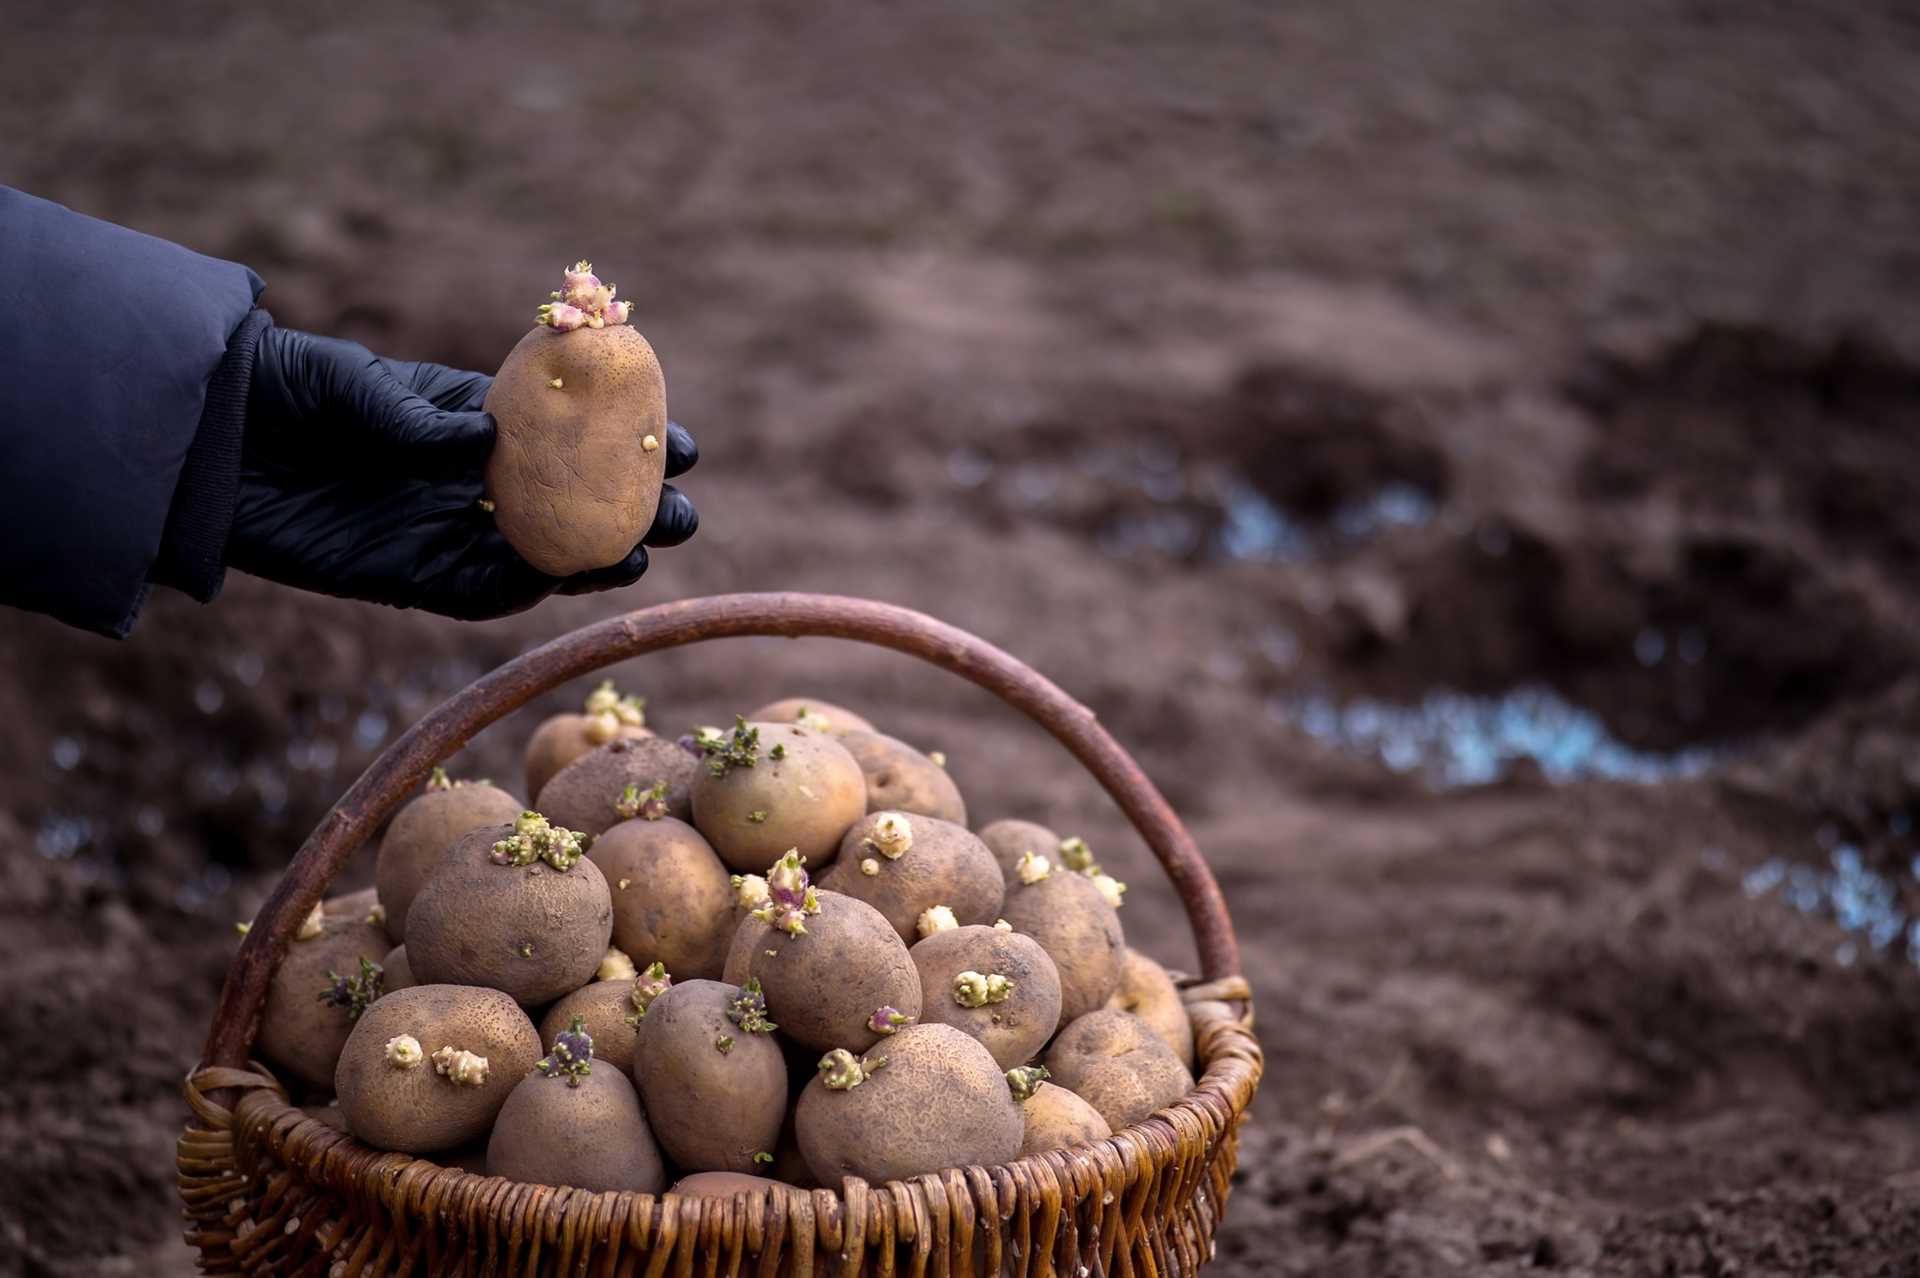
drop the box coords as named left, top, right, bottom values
left=178, top=593, right=1262, bottom=1277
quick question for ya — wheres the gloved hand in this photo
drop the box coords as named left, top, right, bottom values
left=229, top=323, right=698, bottom=619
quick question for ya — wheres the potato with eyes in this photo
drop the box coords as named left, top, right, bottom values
left=534, top=735, right=699, bottom=838
left=485, top=1014, right=665, bottom=1192
left=908, top=924, right=1061, bottom=1070
left=404, top=813, right=613, bottom=1007
left=522, top=678, right=653, bottom=800
left=374, top=769, right=524, bottom=939
left=794, top=1024, right=1022, bottom=1185
left=976, top=818, right=1060, bottom=880
left=631, top=979, right=787, bottom=1173
left=483, top=261, right=668, bottom=579
left=837, top=730, right=967, bottom=825
left=818, top=811, right=1004, bottom=944
left=747, top=697, right=876, bottom=736
left=1042, top=1009, right=1194, bottom=1131
left=256, top=899, right=392, bottom=1091
left=334, top=984, right=541, bottom=1154
left=690, top=719, right=867, bottom=873
left=590, top=813, right=735, bottom=980
left=743, top=869, right=921, bottom=1055
left=997, top=853, right=1125, bottom=1022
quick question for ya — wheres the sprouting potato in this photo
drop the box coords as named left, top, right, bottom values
left=257, top=906, right=391, bottom=1091
left=590, top=814, right=734, bottom=980
left=747, top=698, right=876, bottom=736
left=374, top=769, right=525, bottom=939
left=631, top=979, right=787, bottom=1173
left=819, top=811, right=1004, bottom=944
left=523, top=680, right=653, bottom=800
left=539, top=978, right=643, bottom=1074
left=405, top=813, right=613, bottom=1006
left=908, top=924, right=1062, bottom=1070
left=485, top=1014, right=665, bottom=1192
left=743, top=868, right=921, bottom=1055
left=484, top=262, right=668, bottom=576
left=976, top=818, right=1061, bottom=880
left=794, top=1024, right=1022, bottom=1184
left=535, top=735, right=698, bottom=837
left=690, top=719, right=867, bottom=873
left=997, top=852, right=1125, bottom=1022
left=1015, top=1078, right=1111, bottom=1157
left=334, top=984, right=541, bottom=1154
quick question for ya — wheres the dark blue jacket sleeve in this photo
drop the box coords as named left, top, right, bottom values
left=0, top=187, right=264, bottom=637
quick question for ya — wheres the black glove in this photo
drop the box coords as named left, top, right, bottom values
left=229, top=323, right=698, bottom=620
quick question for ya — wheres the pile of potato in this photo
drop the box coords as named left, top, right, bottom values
left=254, top=686, right=1198, bottom=1195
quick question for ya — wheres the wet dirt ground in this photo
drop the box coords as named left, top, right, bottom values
left=4, top=4, right=1920, bottom=1274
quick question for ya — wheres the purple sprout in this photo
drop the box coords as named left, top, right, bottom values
left=625, top=961, right=672, bottom=1026
left=728, top=978, right=778, bottom=1033
left=614, top=780, right=670, bottom=822
left=318, top=957, right=384, bottom=1021
left=751, top=851, right=820, bottom=936
left=868, top=1007, right=915, bottom=1035
left=536, top=1014, right=595, bottom=1087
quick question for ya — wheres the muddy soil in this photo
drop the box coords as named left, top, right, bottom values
left=4, top=4, right=1920, bottom=1275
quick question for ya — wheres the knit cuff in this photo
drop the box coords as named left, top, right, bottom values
left=151, top=308, right=271, bottom=601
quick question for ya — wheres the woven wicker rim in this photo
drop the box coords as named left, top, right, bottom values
left=183, top=593, right=1262, bottom=1275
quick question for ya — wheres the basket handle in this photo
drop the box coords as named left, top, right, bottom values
left=204, top=592, right=1243, bottom=1069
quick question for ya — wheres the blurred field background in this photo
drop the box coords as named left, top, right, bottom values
left=4, top=4, right=1920, bottom=1273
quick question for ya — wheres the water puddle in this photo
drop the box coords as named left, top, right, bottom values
left=1268, top=684, right=1717, bottom=788
left=1741, top=832, right=1919, bottom=965
left=1220, top=482, right=1436, bottom=563
left=949, top=443, right=1439, bottom=564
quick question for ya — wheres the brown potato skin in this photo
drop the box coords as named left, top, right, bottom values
left=535, top=736, right=697, bottom=837
left=631, top=980, right=787, bottom=1173
left=375, top=783, right=525, bottom=938
left=486, top=1062, right=666, bottom=1192
left=258, top=913, right=393, bottom=1091
left=747, top=698, right=876, bottom=735
left=746, top=891, right=921, bottom=1054
left=484, top=323, right=668, bottom=575
left=327, top=886, right=392, bottom=942
left=976, top=819, right=1061, bottom=879
left=908, top=926, right=1062, bottom=1069
left=998, top=869, right=1125, bottom=1022
left=589, top=817, right=735, bottom=979
left=670, top=1171, right=784, bottom=1197
left=405, top=823, right=614, bottom=1006
left=1018, top=1081, right=1112, bottom=1157
left=721, top=913, right=768, bottom=986
left=382, top=945, right=415, bottom=994
left=795, top=1023, right=1022, bottom=1184
left=524, top=713, right=651, bottom=802
left=1105, top=948, right=1195, bottom=1070
left=820, top=813, right=1005, bottom=944
left=1042, top=1010, right=1194, bottom=1131
left=334, top=984, right=541, bottom=1153
left=540, top=979, right=640, bottom=1074
left=837, top=731, right=967, bottom=825
left=690, top=723, right=867, bottom=873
